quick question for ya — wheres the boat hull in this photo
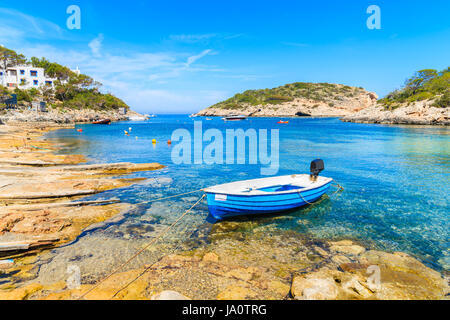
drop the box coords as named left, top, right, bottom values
left=222, top=115, right=247, bottom=121
left=92, top=119, right=111, bottom=124
left=205, top=180, right=331, bottom=220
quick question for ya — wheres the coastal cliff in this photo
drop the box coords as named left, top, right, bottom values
left=342, top=100, right=449, bottom=125
left=196, top=82, right=378, bottom=117
left=343, top=68, right=449, bottom=125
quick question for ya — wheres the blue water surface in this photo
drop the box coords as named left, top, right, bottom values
left=45, top=115, right=450, bottom=271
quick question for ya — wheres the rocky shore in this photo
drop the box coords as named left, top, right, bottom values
left=0, top=108, right=144, bottom=124
left=0, top=122, right=164, bottom=292
left=342, top=100, right=449, bottom=125
left=0, top=227, right=448, bottom=300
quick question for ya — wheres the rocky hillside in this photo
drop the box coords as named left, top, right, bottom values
left=196, top=82, right=378, bottom=117
left=343, top=68, right=449, bottom=125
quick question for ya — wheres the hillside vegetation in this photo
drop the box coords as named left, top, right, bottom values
left=379, top=68, right=449, bottom=109
left=0, top=47, right=128, bottom=111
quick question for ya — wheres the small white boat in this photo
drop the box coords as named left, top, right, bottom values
left=203, top=160, right=333, bottom=220
left=222, top=114, right=247, bottom=121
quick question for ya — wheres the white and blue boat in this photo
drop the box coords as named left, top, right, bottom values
left=203, top=160, right=333, bottom=220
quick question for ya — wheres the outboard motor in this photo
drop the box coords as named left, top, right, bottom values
left=310, top=159, right=324, bottom=181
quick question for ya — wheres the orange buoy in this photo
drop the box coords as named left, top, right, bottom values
left=167, top=139, right=172, bottom=145
left=77, top=129, right=83, bottom=132
left=152, top=139, right=156, bottom=144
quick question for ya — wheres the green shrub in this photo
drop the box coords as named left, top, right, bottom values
left=265, top=95, right=293, bottom=104
left=62, top=91, right=128, bottom=110
left=13, top=88, right=32, bottom=103
left=433, top=91, right=450, bottom=108
left=381, top=67, right=449, bottom=106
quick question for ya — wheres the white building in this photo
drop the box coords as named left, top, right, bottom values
left=0, top=65, right=80, bottom=90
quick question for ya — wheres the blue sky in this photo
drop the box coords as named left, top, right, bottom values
left=0, top=0, right=449, bottom=113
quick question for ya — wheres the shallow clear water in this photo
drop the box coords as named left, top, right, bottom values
left=42, top=115, right=449, bottom=277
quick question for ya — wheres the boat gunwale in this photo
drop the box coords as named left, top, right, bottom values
left=202, top=175, right=332, bottom=197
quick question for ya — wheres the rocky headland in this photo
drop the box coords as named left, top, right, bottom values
left=196, top=82, right=378, bottom=118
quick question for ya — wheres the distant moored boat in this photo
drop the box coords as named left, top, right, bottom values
left=92, top=119, right=111, bottom=124
left=222, top=115, right=247, bottom=121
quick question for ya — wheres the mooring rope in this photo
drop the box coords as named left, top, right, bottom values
left=108, top=215, right=202, bottom=300
left=299, top=179, right=344, bottom=205
left=331, top=180, right=344, bottom=190
left=298, top=191, right=314, bottom=205
left=78, top=178, right=343, bottom=299
left=140, top=189, right=204, bottom=204
left=77, top=193, right=206, bottom=300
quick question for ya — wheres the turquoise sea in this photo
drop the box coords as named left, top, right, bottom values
left=39, top=115, right=449, bottom=280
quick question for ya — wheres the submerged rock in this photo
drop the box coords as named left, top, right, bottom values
left=202, top=252, right=219, bottom=263
left=217, top=285, right=258, bottom=300
left=291, top=249, right=449, bottom=300
left=291, top=270, right=339, bottom=300
left=329, top=240, right=366, bottom=255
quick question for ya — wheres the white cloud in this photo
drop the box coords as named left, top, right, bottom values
left=169, top=34, right=217, bottom=43
left=0, top=8, right=65, bottom=43
left=0, top=9, right=232, bottom=113
left=103, top=79, right=228, bottom=113
left=88, top=34, right=104, bottom=57
left=186, top=49, right=212, bottom=67
left=16, top=44, right=224, bottom=112
left=169, top=33, right=243, bottom=43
